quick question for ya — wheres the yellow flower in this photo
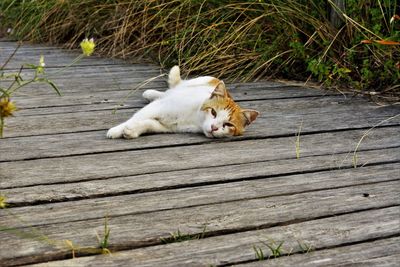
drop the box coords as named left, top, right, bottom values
left=80, top=38, right=96, bottom=56
left=0, top=195, right=6, bottom=209
left=0, top=97, right=17, bottom=118
left=37, top=55, right=45, bottom=74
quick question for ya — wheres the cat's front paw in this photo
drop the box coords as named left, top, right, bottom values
left=107, top=125, right=124, bottom=139
left=122, top=126, right=140, bottom=139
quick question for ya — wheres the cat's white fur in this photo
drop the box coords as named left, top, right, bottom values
left=106, top=66, right=232, bottom=139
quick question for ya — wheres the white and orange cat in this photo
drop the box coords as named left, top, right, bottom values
left=107, top=66, right=259, bottom=139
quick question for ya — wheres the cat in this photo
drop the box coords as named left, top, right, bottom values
left=106, top=66, right=259, bottom=139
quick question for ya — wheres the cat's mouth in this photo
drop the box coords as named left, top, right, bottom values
left=205, top=131, right=215, bottom=138
left=205, top=130, right=228, bottom=139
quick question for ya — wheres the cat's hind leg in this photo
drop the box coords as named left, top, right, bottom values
left=142, top=89, right=165, bottom=102
left=123, top=119, right=169, bottom=139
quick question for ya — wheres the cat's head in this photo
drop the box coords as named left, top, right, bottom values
left=201, top=80, right=259, bottom=138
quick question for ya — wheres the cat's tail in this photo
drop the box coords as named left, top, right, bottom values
left=168, top=65, right=181, bottom=88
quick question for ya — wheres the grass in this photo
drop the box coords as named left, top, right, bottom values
left=0, top=0, right=398, bottom=99
left=295, top=120, right=303, bottom=159
left=96, top=216, right=112, bottom=255
left=253, top=239, right=314, bottom=261
left=297, top=240, right=314, bottom=253
left=352, top=113, right=400, bottom=168
left=264, top=240, right=285, bottom=258
left=160, top=225, right=207, bottom=244
left=253, top=240, right=285, bottom=261
left=253, top=245, right=265, bottom=261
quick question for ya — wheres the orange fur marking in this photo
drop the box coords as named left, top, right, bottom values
left=208, top=78, right=221, bottom=88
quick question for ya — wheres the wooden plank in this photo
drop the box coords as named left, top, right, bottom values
left=1, top=67, right=165, bottom=97
left=2, top=148, right=399, bottom=206
left=30, top=234, right=400, bottom=267
left=0, top=116, right=398, bottom=162
left=234, top=237, right=400, bottom=267
left=2, top=94, right=399, bottom=138
left=2, top=64, right=162, bottom=80
left=2, top=199, right=398, bottom=266
left=0, top=46, right=124, bottom=68
left=12, top=91, right=346, bottom=117
left=12, top=85, right=336, bottom=113
left=1, top=127, right=399, bottom=188
left=1, top=163, right=398, bottom=227
left=3, top=69, right=325, bottom=98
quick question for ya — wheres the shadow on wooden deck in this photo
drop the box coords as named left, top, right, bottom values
left=0, top=41, right=399, bottom=266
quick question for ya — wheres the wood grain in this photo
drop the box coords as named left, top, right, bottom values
left=2, top=148, right=398, bottom=205
left=1, top=41, right=399, bottom=267
left=20, top=206, right=400, bottom=266
left=1, top=128, right=399, bottom=189
left=234, top=237, right=400, bottom=267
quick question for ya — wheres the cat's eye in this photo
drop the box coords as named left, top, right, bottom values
left=223, top=122, right=234, bottom=128
left=210, top=108, right=217, bottom=118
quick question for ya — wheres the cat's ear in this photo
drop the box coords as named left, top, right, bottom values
left=242, top=110, right=260, bottom=126
left=211, top=81, right=228, bottom=98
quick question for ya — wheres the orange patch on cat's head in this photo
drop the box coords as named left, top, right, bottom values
left=202, top=80, right=259, bottom=136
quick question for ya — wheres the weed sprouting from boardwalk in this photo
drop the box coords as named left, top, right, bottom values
left=252, top=239, right=314, bottom=261
left=297, top=240, right=314, bottom=253
left=264, top=240, right=285, bottom=258
left=96, top=216, right=112, bottom=255
left=253, top=245, right=265, bottom=261
left=295, top=120, right=303, bottom=159
left=160, top=225, right=207, bottom=244
left=252, top=240, right=285, bottom=261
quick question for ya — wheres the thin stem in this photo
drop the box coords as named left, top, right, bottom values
left=6, top=65, right=25, bottom=93
left=0, top=116, right=3, bottom=138
left=8, top=79, right=36, bottom=95
left=353, top=113, right=400, bottom=168
left=49, top=54, right=85, bottom=77
left=0, top=43, right=21, bottom=70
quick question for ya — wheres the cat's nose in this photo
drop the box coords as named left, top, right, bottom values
left=211, top=124, right=218, bottom=132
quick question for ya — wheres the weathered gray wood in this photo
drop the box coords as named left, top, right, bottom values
left=8, top=205, right=400, bottom=266
left=12, top=85, right=336, bottom=114
left=11, top=93, right=356, bottom=118
left=1, top=68, right=165, bottom=97
left=2, top=41, right=399, bottom=267
left=1, top=127, right=399, bottom=188
left=1, top=163, right=398, bottom=228
left=2, top=95, right=399, bottom=138
left=1, top=109, right=399, bottom=162
left=0, top=47, right=123, bottom=68
left=30, top=236, right=400, bottom=267
left=2, top=148, right=399, bottom=206
left=234, top=237, right=400, bottom=267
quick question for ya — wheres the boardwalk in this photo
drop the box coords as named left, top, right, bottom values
left=0, top=41, right=399, bottom=266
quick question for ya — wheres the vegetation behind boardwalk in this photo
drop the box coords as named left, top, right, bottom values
left=1, top=0, right=398, bottom=98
